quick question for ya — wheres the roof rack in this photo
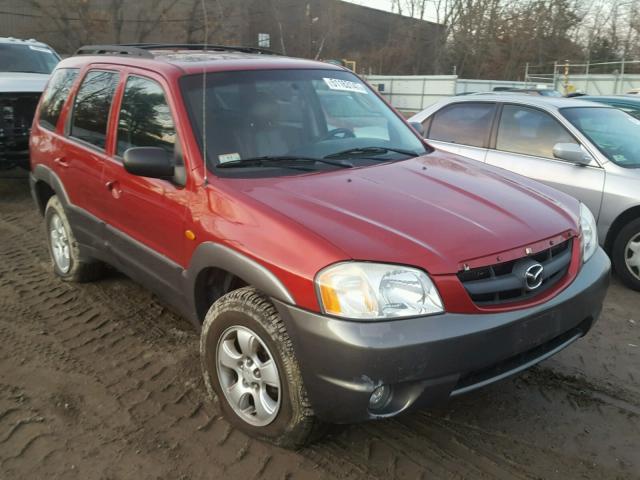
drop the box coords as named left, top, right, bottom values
left=74, top=43, right=278, bottom=58
left=130, top=44, right=278, bottom=55
left=75, top=45, right=154, bottom=58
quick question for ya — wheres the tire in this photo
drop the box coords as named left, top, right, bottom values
left=612, top=218, right=640, bottom=291
left=200, top=287, right=324, bottom=448
left=44, top=195, right=104, bottom=282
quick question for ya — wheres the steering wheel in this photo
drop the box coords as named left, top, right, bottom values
left=322, top=128, right=356, bottom=140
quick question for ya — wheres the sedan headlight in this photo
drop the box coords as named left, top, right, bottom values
left=580, top=203, right=598, bottom=262
left=316, top=262, right=444, bottom=320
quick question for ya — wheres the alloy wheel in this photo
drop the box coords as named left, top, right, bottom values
left=216, top=325, right=281, bottom=426
left=625, top=234, right=640, bottom=281
left=50, top=213, right=71, bottom=274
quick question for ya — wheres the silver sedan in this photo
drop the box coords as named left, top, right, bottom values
left=409, top=95, right=640, bottom=290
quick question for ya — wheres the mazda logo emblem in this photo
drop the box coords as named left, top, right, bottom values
left=525, top=263, right=544, bottom=290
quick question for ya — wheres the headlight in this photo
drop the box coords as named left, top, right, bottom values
left=315, top=262, right=444, bottom=320
left=580, top=203, right=598, bottom=262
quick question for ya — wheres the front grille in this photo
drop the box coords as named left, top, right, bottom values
left=458, top=239, right=572, bottom=306
left=0, top=93, right=40, bottom=155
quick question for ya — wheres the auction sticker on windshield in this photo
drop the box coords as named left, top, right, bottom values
left=218, top=152, right=242, bottom=163
left=323, top=78, right=368, bottom=94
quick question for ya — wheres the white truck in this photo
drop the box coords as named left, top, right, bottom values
left=1, top=37, right=60, bottom=169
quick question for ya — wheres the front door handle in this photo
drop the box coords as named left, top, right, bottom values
left=54, top=157, right=69, bottom=168
left=105, top=180, right=122, bottom=199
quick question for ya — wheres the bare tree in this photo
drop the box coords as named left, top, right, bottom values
left=134, top=0, right=181, bottom=43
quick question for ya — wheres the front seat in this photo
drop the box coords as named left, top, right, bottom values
left=243, top=92, right=289, bottom=157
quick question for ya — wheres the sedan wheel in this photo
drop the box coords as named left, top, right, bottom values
left=612, top=218, right=640, bottom=291
left=624, top=234, right=640, bottom=281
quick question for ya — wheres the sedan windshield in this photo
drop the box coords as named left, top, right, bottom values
left=561, top=107, right=640, bottom=168
left=0, top=44, right=59, bottom=74
left=180, top=69, right=427, bottom=175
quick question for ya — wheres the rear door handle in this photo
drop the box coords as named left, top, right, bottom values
left=54, top=157, right=69, bottom=168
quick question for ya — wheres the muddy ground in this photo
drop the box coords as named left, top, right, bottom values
left=0, top=169, right=638, bottom=480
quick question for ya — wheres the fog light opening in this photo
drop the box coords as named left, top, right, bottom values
left=369, top=385, right=392, bottom=411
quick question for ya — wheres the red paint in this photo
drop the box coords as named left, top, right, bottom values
left=30, top=52, right=582, bottom=315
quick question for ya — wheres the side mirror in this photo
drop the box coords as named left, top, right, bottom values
left=409, top=121, right=425, bottom=137
left=123, top=147, right=175, bottom=178
left=553, top=143, right=592, bottom=166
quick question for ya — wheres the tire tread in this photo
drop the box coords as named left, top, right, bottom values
left=200, top=287, right=325, bottom=448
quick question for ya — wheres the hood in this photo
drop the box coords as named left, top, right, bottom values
left=234, top=151, right=580, bottom=274
left=0, top=72, right=50, bottom=93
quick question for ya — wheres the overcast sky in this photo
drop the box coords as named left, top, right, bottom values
left=344, top=0, right=393, bottom=11
left=343, top=0, right=439, bottom=21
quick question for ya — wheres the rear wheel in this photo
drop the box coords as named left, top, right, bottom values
left=612, top=218, right=640, bottom=291
left=200, top=287, right=324, bottom=448
left=44, top=195, right=104, bottom=282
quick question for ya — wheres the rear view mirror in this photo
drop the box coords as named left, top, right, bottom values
left=409, top=121, right=425, bottom=137
left=553, top=143, right=592, bottom=166
left=123, top=147, right=175, bottom=178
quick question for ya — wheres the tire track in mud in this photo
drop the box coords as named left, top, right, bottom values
left=1, top=177, right=639, bottom=479
left=0, top=384, right=58, bottom=474
left=0, top=194, right=328, bottom=480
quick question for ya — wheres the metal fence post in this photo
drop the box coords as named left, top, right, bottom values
left=524, top=62, right=529, bottom=85
left=563, top=60, right=570, bottom=96
left=585, top=60, right=590, bottom=94
left=620, top=58, right=626, bottom=94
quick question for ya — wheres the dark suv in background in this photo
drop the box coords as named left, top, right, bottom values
left=29, top=44, right=610, bottom=447
left=0, top=37, right=59, bottom=169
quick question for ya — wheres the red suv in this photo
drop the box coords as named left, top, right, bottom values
left=30, top=44, right=610, bottom=447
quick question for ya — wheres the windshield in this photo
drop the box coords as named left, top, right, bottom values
left=0, top=44, right=59, bottom=74
left=562, top=107, right=640, bottom=168
left=180, top=69, right=427, bottom=175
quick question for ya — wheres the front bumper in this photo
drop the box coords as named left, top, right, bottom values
left=273, top=248, right=610, bottom=423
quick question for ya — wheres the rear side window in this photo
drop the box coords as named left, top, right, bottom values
left=116, top=76, right=177, bottom=157
left=39, top=69, right=79, bottom=131
left=428, top=102, right=495, bottom=148
left=496, top=105, right=577, bottom=159
left=70, top=70, right=119, bottom=149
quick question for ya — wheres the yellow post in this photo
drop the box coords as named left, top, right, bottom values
left=342, top=59, right=357, bottom=72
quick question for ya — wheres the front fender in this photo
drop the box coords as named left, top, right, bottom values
left=185, top=242, right=295, bottom=325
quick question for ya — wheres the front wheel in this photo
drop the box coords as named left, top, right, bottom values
left=200, top=287, right=323, bottom=448
left=612, top=218, right=640, bottom=291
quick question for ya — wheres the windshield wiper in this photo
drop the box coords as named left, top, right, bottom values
left=324, top=146, right=419, bottom=160
left=216, top=156, right=353, bottom=169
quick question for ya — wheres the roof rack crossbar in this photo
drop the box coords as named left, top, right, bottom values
left=74, top=43, right=278, bottom=58
left=75, top=45, right=154, bottom=58
left=124, top=43, right=278, bottom=55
